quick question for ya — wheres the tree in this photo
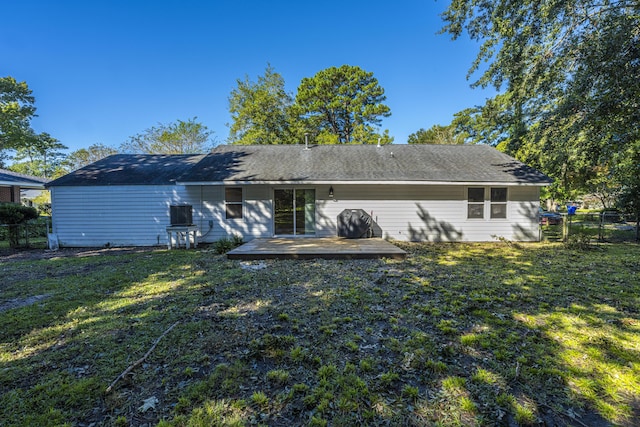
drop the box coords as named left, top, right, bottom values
left=351, top=125, right=393, bottom=145
left=408, top=124, right=465, bottom=145
left=65, top=143, right=118, bottom=171
left=294, top=65, right=391, bottom=144
left=0, top=77, right=37, bottom=164
left=120, top=117, right=214, bottom=154
left=441, top=0, right=640, bottom=199
left=616, top=141, right=640, bottom=241
left=11, top=132, right=67, bottom=178
left=227, top=65, right=298, bottom=145
left=450, top=93, right=520, bottom=148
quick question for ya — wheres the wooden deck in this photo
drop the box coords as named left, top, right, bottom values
left=227, top=237, right=406, bottom=260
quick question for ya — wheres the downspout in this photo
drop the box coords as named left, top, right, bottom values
left=200, top=185, right=204, bottom=242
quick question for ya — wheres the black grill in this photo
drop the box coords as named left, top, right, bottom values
left=337, top=209, right=373, bottom=238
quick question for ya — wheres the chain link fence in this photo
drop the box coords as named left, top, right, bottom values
left=0, top=217, right=51, bottom=249
left=541, top=212, right=639, bottom=242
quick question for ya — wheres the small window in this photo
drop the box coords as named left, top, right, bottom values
left=225, top=187, right=243, bottom=219
left=468, top=188, right=485, bottom=219
left=490, top=188, right=507, bottom=219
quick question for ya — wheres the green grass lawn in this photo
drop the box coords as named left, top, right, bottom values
left=1, top=242, right=639, bottom=426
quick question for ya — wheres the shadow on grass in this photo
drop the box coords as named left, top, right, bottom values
left=1, top=243, right=639, bottom=426
left=398, top=242, right=639, bottom=426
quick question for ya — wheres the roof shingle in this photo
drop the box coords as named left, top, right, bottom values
left=46, top=154, right=205, bottom=187
left=179, top=144, right=552, bottom=185
left=46, top=145, right=552, bottom=187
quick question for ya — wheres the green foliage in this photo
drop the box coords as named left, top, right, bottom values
left=408, top=124, right=465, bottom=145
left=0, top=77, right=63, bottom=170
left=401, top=385, right=419, bottom=400
left=0, top=202, right=38, bottom=224
left=379, top=371, right=399, bottom=386
left=450, top=93, right=515, bottom=148
left=64, top=143, right=118, bottom=171
left=0, top=76, right=36, bottom=159
left=11, top=132, right=68, bottom=178
left=294, top=65, right=391, bottom=144
left=32, top=191, right=51, bottom=215
left=231, top=234, right=244, bottom=246
left=442, top=1, right=640, bottom=201
left=349, top=124, right=393, bottom=145
left=564, top=232, right=593, bottom=251
left=250, top=391, right=268, bottom=408
left=213, top=235, right=244, bottom=254
left=178, top=399, right=246, bottom=427
left=616, top=142, right=640, bottom=232
left=266, top=369, right=290, bottom=385
left=120, top=117, right=214, bottom=154
left=226, top=64, right=393, bottom=145
left=227, top=64, right=298, bottom=145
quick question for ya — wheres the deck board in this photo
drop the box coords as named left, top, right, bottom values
left=227, top=238, right=406, bottom=260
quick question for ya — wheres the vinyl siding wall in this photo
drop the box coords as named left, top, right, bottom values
left=51, top=183, right=540, bottom=247
left=50, top=185, right=196, bottom=247
left=185, top=185, right=272, bottom=243
left=194, top=184, right=541, bottom=243
left=315, top=184, right=540, bottom=242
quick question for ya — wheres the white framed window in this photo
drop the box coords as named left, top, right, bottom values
left=467, top=187, right=508, bottom=220
left=467, top=187, right=485, bottom=219
left=490, top=188, right=508, bottom=219
left=225, top=187, right=243, bottom=219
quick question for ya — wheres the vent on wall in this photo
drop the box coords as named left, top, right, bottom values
left=170, top=205, right=193, bottom=226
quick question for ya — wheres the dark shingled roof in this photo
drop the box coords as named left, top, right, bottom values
left=179, top=144, right=552, bottom=185
left=46, top=154, right=205, bottom=187
left=0, top=168, right=49, bottom=187
left=46, top=145, right=552, bottom=187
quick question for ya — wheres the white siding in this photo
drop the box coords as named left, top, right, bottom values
left=51, top=183, right=541, bottom=247
left=188, top=185, right=273, bottom=243
left=50, top=185, right=196, bottom=247
left=314, top=184, right=540, bottom=242
left=193, top=183, right=541, bottom=243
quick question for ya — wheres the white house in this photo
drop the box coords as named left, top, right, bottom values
left=46, top=144, right=552, bottom=247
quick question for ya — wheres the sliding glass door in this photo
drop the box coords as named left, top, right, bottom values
left=274, top=189, right=315, bottom=236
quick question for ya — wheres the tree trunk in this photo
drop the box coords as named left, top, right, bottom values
left=8, top=224, right=20, bottom=248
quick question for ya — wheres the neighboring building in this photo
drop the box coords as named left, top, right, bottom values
left=0, top=168, right=49, bottom=204
left=46, top=144, right=552, bottom=247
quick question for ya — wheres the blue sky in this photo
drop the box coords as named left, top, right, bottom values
left=2, top=0, right=495, bottom=153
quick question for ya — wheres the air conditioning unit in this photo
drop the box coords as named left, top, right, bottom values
left=170, top=205, right=193, bottom=226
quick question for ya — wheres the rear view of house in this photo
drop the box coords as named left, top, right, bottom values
left=46, top=144, right=552, bottom=247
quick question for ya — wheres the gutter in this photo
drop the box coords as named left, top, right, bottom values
left=176, top=180, right=552, bottom=187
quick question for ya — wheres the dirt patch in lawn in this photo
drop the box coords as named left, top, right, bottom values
left=0, top=294, right=51, bottom=313
left=0, top=246, right=160, bottom=263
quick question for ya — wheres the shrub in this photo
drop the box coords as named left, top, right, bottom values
left=213, top=234, right=244, bottom=254
left=565, top=232, right=593, bottom=251
left=231, top=234, right=244, bottom=246
left=0, top=203, right=39, bottom=248
left=0, top=203, right=38, bottom=224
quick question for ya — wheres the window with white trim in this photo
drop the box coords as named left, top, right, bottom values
left=467, top=187, right=508, bottom=219
left=225, top=187, right=243, bottom=219
left=467, top=188, right=485, bottom=219
left=490, top=187, right=507, bottom=219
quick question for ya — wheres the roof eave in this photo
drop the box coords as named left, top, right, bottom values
left=176, top=180, right=552, bottom=186
left=1, top=181, right=47, bottom=188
